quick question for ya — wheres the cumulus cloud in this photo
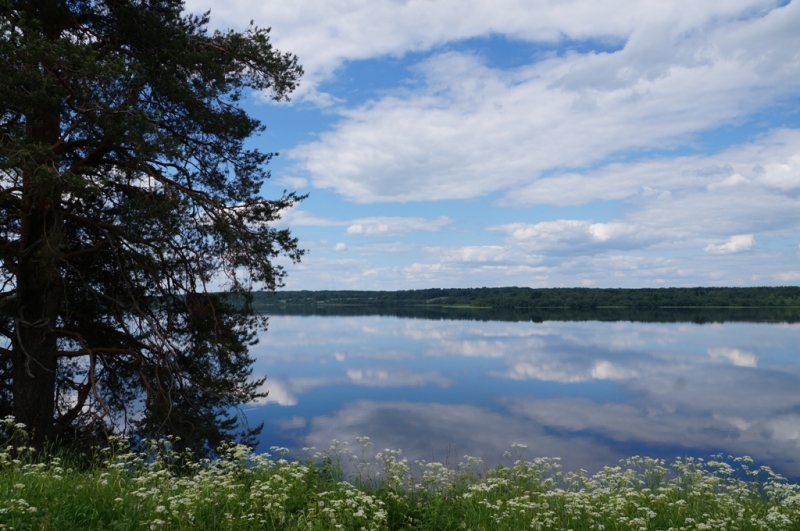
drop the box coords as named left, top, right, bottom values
left=279, top=176, right=309, bottom=189
left=254, top=377, right=298, bottom=406
left=287, top=2, right=800, bottom=201
left=275, top=416, right=307, bottom=429
left=492, top=349, right=643, bottom=382
left=346, top=216, right=451, bottom=235
left=497, top=358, right=589, bottom=383
left=300, top=364, right=800, bottom=475
left=432, top=339, right=510, bottom=358
left=275, top=235, right=800, bottom=290
left=252, top=315, right=800, bottom=476
left=257, top=371, right=450, bottom=405
left=346, top=368, right=451, bottom=387
left=185, top=0, right=789, bottom=101
left=423, top=246, right=509, bottom=263
left=175, top=0, right=800, bottom=289
left=774, top=271, right=800, bottom=282
left=280, top=130, right=800, bottom=288
left=501, top=129, right=800, bottom=208
left=278, top=209, right=344, bottom=227
left=705, top=234, right=755, bottom=254
left=757, top=157, right=800, bottom=191
left=492, top=220, right=644, bottom=252
left=304, top=400, right=622, bottom=473
left=177, top=0, right=800, bottom=288
left=279, top=209, right=452, bottom=236
left=708, top=347, right=758, bottom=367
left=503, top=394, right=800, bottom=477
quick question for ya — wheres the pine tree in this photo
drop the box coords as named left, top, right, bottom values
left=0, top=0, right=304, bottom=451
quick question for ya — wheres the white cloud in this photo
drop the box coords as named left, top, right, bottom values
left=705, top=234, right=755, bottom=254
left=503, top=129, right=800, bottom=208
left=708, top=347, right=758, bottom=368
left=185, top=0, right=786, bottom=101
left=279, top=176, right=309, bottom=189
left=253, top=315, right=800, bottom=475
left=287, top=2, right=800, bottom=202
left=499, top=360, right=590, bottom=383
left=774, top=271, right=800, bottom=282
left=279, top=209, right=452, bottom=236
left=591, top=360, right=639, bottom=380
left=279, top=209, right=344, bottom=227
left=346, top=368, right=451, bottom=387
left=275, top=234, right=800, bottom=289
left=493, top=351, right=641, bottom=383
left=346, top=216, right=451, bottom=235
left=434, top=339, right=509, bottom=358
left=283, top=368, right=453, bottom=389
left=275, top=416, right=307, bottom=429
left=254, top=377, right=298, bottom=406
left=181, top=0, right=800, bottom=288
left=707, top=173, right=749, bottom=191
left=503, top=393, right=800, bottom=473
left=304, top=400, right=622, bottom=473
left=333, top=242, right=347, bottom=251
left=501, top=220, right=587, bottom=243
left=443, top=132, right=800, bottom=259
left=491, top=220, right=647, bottom=253
left=757, top=157, right=800, bottom=191
left=423, top=245, right=508, bottom=263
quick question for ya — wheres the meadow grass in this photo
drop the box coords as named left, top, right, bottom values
left=1, top=418, right=799, bottom=530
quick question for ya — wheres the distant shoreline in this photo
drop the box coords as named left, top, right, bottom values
left=248, top=286, right=800, bottom=310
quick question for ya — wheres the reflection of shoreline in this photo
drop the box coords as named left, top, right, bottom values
left=255, top=305, right=800, bottom=323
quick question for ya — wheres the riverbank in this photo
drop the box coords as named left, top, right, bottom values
left=250, top=286, right=800, bottom=311
left=2, top=425, right=798, bottom=530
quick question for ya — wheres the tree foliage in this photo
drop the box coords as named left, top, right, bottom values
left=0, top=0, right=304, bottom=451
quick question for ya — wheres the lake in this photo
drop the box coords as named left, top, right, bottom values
left=244, top=310, right=800, bottom=480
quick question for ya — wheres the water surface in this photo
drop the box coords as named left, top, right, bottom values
left=246, top=312, right=800, bottom=479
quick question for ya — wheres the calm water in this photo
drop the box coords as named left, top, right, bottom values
left=245, top=312, right=800, bottom=479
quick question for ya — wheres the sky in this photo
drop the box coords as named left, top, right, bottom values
left=185, top=0, right=800, bottom=290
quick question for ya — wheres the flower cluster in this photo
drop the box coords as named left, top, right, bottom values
left=0, top=422, right=798, bottom=530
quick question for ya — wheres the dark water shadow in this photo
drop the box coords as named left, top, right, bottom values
left=256, top=304, right=800, bottom=323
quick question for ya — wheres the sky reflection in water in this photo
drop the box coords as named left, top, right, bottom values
left=245, top=315, right=800, bottom=479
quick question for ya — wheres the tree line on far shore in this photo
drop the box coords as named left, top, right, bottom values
left=251, top=286, right=800, bottom=310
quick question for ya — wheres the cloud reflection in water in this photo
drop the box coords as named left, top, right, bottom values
left=250, top=315, right=800, bottom=478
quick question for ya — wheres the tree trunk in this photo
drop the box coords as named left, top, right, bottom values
left=11, top=332, right=59, bottom=450
left=12, top=48, right=64, bottom=448
left=12, top=181, right=63, bottom=448
left=12, top=160, right=64, bottom=449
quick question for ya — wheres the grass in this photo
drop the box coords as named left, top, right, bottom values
left=1, top=419, right=799, bottom=530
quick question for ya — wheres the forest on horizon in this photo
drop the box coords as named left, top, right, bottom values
left=250, top=286, right=800, bottom=310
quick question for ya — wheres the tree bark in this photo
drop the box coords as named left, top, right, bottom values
left=12, top=150, right=63, bottom=448
left=12, top=0, right=64, bottom=445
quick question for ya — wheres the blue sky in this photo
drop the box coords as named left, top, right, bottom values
left=186, top=0, right=800, bottom=290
